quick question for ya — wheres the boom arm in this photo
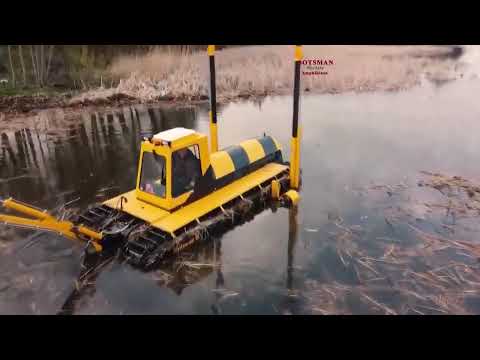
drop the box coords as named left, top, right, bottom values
left=0, top=198, right=104, bottom=252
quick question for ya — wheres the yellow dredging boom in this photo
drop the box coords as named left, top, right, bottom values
left=0, top=198, right=104, bottom=251
left=0, top=45, right=304, bottom=268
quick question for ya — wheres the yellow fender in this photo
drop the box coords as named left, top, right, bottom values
left=282, top=190, right=300, bottom=206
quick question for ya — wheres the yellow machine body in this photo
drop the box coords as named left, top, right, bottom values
left=103, top=127, right=288, bottom=235
left=0, top=127, right=292, bottom=254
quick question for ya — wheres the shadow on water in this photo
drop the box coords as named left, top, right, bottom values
left=56, top=205, right=300, bottom=315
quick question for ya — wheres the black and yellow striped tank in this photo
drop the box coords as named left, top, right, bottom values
left=188, top=135, right=284, bottom=202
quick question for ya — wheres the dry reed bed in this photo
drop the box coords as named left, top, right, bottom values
left=71, top=45, right=464, bottom=104
left=301, top=171, right=480, bottom=315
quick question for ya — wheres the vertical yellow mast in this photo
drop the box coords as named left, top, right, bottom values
left=290, top=45, right=302, bottom=189
left=208, top=45, right=218, bottom=153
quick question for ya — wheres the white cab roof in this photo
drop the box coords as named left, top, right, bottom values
left=152, top=127, right=196, bottom=142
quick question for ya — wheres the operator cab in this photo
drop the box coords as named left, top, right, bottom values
left=135, top=127, right=284, bottom=213
left=136, top=128, right=209, bottom=211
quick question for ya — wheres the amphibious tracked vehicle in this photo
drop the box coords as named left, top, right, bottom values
left=0, top=45, right=304, bottom=269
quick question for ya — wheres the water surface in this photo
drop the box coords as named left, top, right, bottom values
left=2, top=75, right=480, bottom=314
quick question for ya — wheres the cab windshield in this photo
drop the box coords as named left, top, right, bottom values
left=139, top=151, right=166, bottom=197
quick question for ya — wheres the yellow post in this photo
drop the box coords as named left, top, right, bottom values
left=208, top=45, right=218, bottom=153
left=271, top=179, right=280, bottom=200
left=290, top=45, right=302, bottom=189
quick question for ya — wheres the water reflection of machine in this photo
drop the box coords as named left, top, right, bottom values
left=287, top=206, right=298, bottom=291
left=58, top=232, right=225, bottom=314
left=59, top=205, right=299, bottom=315
left=150, top=239, right=223, bottom=296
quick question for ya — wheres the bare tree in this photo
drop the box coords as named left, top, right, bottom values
left=45, top=45, right=55, bottom=83
left=35, top=45, right=42, bottom=86
left=40, top=45, right=45, bottom=86
left=26, top=45, right=55, bottom=87
left=7, top=45, right=16, bottom=87
left=30, top=45, right=39, bottom=86
left=81, top=45, right=88, bottom=67
left=18, top=45, right=27, bottom=86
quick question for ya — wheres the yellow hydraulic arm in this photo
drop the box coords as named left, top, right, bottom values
left=0, top=198, right=104, bottom=252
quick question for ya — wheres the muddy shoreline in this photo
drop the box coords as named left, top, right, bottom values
left=0, top=91, right=265, bottom=120
left=0, top=79, right=453, bottom=122
left=0, top=93, right=176, bottom=118
left=1, top=45, right=467, bottom=121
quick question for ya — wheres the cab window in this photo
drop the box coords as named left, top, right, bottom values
left=139, top=151, right=166, bottom=198
left=172, top=145, right=201, bottom=197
